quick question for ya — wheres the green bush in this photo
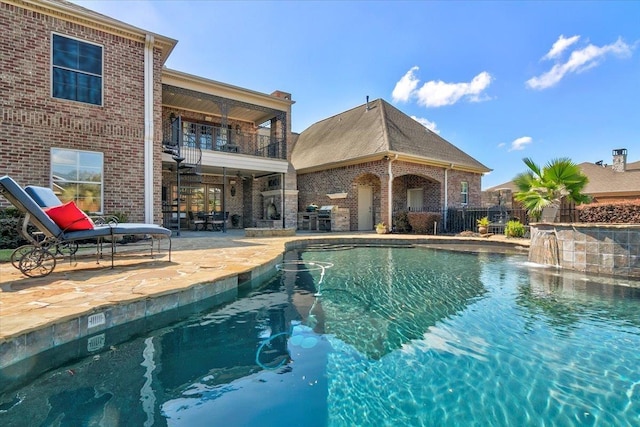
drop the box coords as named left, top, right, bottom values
left=0, top=208, right=29, bottom=249
left=504, top=220, right=526, bottom=238
left=393, top=211, right=411, bottom=233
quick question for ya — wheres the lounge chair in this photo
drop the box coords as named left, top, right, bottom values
left=0, top=175, right=171, bottom=277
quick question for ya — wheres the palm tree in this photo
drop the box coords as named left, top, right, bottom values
left=513, top=157, right=591, bottom=220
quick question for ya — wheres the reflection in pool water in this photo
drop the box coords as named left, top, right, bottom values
left=1, top=246, right=640, bottom=426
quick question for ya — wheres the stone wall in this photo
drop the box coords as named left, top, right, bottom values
left=529, top=223, right=640, bottom=278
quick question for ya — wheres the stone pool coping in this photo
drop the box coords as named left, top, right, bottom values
left=0, top=231, right=529, bottom=369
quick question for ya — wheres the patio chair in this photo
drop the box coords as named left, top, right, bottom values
left=188, top=211, right=207, bottom=231
left=487, top=205, right=509, bottom=234
left=210, top=211, right=228, bottom=231
left=0, top=175, right=171, bottom=277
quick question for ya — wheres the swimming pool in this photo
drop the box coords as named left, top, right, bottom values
left=1, top=245, right=640, bottom=426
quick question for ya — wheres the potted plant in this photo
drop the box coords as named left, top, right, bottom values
left=477, top=216, right=490, bottom=235
left=375, top=222, right=388, bottom=234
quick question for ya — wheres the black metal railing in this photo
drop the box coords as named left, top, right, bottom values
left=392, top=207, right=546, bottom=234
left=163, top=118, right=286, bottom=161
left=392, top=205, right=578, bottom=234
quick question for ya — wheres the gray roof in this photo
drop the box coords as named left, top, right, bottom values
left=291, top=98, right=490, bottom=173
left=484, top=159, right=640, bottom=196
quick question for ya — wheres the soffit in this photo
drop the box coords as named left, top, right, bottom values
left=162, top=69, right=293, bottom=125
left=162, top=152, right=289, bottom=177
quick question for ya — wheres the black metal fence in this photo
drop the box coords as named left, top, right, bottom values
left=442, top=207, right=528, bottom=234
left=393, top=206, right=577, bottom=234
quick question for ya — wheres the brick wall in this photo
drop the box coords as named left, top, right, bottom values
left=297, top=159, right=482, bottom=230
left=0, top=2, right=161, bottom=222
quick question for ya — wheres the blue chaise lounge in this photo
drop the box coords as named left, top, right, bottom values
left=0, top=175, right=171, bottom=277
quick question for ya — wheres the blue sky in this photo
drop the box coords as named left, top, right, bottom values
left=75, top=0, right=640, bottom=189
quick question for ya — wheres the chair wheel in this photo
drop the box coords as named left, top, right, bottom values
left=18, top=248, right=57, bottom=277
left=11, top=245, right=35, bottom=269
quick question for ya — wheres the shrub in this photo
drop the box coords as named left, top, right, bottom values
left=0, top=209, right=32, bottom=249
left=504, top=220, right=526, bottom=238
left=393, top=211, right=411, bottom=233
left=577, top=200, right=640, bottom=223
left=408, top=212, right=442, bottom=234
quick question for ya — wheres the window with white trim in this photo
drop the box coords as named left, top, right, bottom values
left=461, top=181, right=469, bottom=205
left=51, top=148, right=104, bottom=213
left=52, top=33, right=103, bottom=105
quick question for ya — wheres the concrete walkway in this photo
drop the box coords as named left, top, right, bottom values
left=0, top=230, right=529, bottom=368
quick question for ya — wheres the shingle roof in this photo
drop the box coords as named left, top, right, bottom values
left=291, top=98, right=490, bottom=173
left=578, top=161, right=640, bottom=195
left=484, top=159, right=640, bottom=197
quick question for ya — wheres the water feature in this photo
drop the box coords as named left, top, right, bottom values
left=1, top=245, right=640, bottom=426
left=528, top=229, right=559, bottom=266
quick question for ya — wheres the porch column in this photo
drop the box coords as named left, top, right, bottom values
left=385, top=155, right=398, bottom=227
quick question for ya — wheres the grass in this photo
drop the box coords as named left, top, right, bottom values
left=0, top=248, right=14, bottom=263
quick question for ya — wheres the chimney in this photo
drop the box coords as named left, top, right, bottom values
left=365, top=96, right=370, bottom=111
left=612, top=148, right=627, bottom=172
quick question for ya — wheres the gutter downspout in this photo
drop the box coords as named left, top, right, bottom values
left=444, top=163, right=453, bottom=231
left=143, top=34, right=155, bottom=224
left=388, top=154, right=398, bottom=226
left=281, top=173, right=286, bottom=229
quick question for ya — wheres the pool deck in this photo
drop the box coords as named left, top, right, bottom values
left=0, top=230, right=529, bottom=368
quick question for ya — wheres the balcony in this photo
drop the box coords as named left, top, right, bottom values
left=163, top=118, right=286, bottom=162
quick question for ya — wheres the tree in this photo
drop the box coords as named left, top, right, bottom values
left=513, top=157, right=591, bottom=219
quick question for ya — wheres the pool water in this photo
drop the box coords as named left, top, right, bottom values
left=2, top=246, right=640, bottom=426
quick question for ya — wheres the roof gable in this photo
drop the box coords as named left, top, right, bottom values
left=291, top=98, right=489, bottom=173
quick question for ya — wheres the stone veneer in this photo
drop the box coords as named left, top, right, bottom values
left=530, top=223, right=640, bottom=278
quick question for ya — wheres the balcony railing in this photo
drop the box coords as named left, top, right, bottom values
left=163, top=118, right=286, bottom=161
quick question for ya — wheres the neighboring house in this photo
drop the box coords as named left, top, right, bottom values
left=483, top=148, right=640, bottom=208
left=291, top=98, right=491, bottom=231
left=1, top=1, right=490, bottom=233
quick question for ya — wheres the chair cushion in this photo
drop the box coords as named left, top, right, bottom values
left=24, top=185, right=63, bottom=208
left=44, top=201, right=95, bottom=231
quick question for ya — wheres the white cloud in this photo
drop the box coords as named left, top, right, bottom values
left=508, top=136, right=532, bottom=151
left=392, top=66, right=420, bottom=103
left=411, top=116, right=439, bottom=134
left=543, top=35, right=580, bottom=60
left=527, top=37, right=633, bottom=90
left=497, top=142, right=506, bottom=148
left=415, top=71, right=493, bottom=107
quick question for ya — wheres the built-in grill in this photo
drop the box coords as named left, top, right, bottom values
left=318, top=205, right=336, bottom=231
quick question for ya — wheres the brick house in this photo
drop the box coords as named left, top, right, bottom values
left=291, top=98, right=491, bottom=231
left=0, top=0, right=176, bottom=224
left=0, top=0, right=294, bottom=230
left=1, top=0, right=489, bottom=233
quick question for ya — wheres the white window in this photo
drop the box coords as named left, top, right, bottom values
left=51, top=148, right=104, bottom=213
left=407, top=188, right=423, bottom=211
left=461, top=181, right=469, bottom=205
left=51, top=33, right=103, bottom=105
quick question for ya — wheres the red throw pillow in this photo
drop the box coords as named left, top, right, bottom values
left=44, top=201, right=95, bottom=231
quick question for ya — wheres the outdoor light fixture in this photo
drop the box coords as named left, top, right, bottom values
left=230, top=179, right=236, bottom=197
